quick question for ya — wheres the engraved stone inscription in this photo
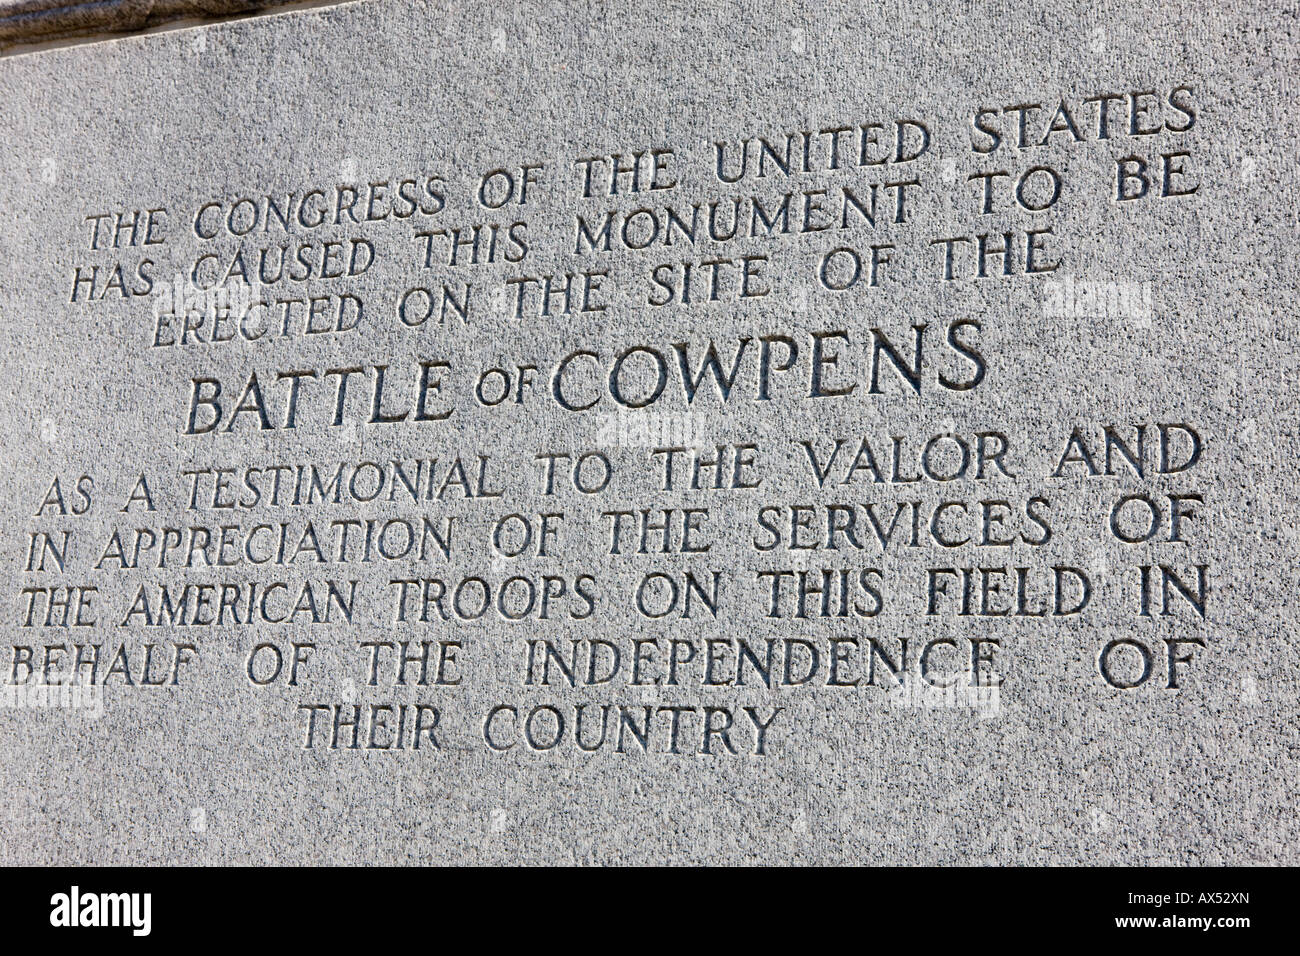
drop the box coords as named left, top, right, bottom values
left=1, top=1, right=1295, bottom=864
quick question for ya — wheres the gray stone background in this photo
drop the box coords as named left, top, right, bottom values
left=0, top=0, right=1296, bottom=864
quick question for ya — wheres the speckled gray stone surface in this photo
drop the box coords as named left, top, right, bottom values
left=0, top=0, right=1296, bottom=865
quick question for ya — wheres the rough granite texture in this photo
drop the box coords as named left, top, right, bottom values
left=0, top=0, right=1297, bottom=865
